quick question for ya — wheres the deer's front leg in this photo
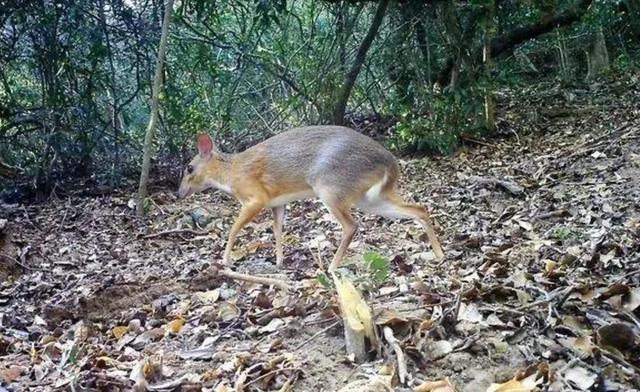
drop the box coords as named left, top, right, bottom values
left=272, top=206, right=285, bottom=266
left=222, top=202, right=264, bottom=265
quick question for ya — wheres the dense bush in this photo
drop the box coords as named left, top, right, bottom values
left=1, top=0, right=638, bottom=200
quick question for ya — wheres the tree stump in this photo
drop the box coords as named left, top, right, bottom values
left=333, top=274, right=377, bottom=363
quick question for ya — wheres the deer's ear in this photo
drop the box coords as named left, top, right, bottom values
left=197, top=134, right=214, bottom=157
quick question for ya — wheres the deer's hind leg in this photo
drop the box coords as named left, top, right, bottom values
left=360, top=192, right=445, bottom=261
left=314, top=186, right=358, bottom=273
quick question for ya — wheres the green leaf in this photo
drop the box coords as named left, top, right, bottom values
left=316, top=273, right=331, bottom=288
left=143, top=198, right=152, bottom=214
left=363, top=251, right=389, bottom=283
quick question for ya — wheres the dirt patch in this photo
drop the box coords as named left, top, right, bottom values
left=0, top=221, right=21, bottom=281
left=80, top=281, right=185, bottom=322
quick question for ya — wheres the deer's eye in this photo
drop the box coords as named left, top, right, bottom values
left=186, top=165, right=195, bottom=174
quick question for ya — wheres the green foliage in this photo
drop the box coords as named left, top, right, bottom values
left=316, top=272, right=331, bottom=288
left=614, top=52, right=638, bottom=72
left=254, top=0, right=288, bottom=25
left=1, top=0, right=639, bottom=198
left=551, top=226, right=582, bottom=241
left=392, top=87, right=485, bottom=154
left=143, top=198, right=152, bottom=216
left=362, top=251, right=389, bottom=283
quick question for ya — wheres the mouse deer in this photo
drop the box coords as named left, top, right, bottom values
left=177, top=125, right=444, bottom=272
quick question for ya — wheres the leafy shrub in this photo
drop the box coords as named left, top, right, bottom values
left=363, top=250, right=390, bottom=283
left=391, top=86, right=485, bottom=154
left=551, top=226, right=582, bottom=241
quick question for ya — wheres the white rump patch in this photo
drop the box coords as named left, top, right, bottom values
left=359, top=172, right=409, bottom=219
left=364, top=172, right=388, bottom=202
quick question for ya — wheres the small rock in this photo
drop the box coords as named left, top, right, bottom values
left=597, top=323, right=638, bottom=352
left=124, top=309, right=147, bottom=324
left=190, top=207, right=214, bottom=228
left=469, top=343, right=485, bottom=354
left=52, top=327, right=64, bottom=337
left=128, top=319, right=142, bottom=334
left=147, top=319, right=162, bottom=328
left=177, top=215, right=194, bottom=229
left=427, top=339, right=453, bottom=360
left=245, top=326, right=259, bottom=336
left=152, top=294, right=177, bottom=316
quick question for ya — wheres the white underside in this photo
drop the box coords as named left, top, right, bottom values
left=357, top=200, right=408, bottom=219
left=210, top=170, right=409, bottom=219
left=267, top=190, right=316, bottom=207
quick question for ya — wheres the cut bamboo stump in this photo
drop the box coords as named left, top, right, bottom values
left=333, top=273, right=377, bottom=363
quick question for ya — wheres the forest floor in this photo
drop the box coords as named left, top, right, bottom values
left=1, top=78, right=640, bottom=392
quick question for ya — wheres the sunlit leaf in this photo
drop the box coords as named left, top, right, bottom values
left=165, top=318, right=185, bottom=334
left=112, top=326, right=129, bottom=340
left=363, top=251, right=389, bottom=283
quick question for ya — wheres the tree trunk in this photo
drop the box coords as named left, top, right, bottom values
left=438, top=1, right=474, bottom=90
left=586, top=25, right=609, bottom=80
left=0, top=160, right=20, bottom=177
left=390, top=6, right=415, bottom=107
left=556, top=30, right=572, bottom=81
left=483, top=0, right=496, bottom=132
left=336, top=3, right=348, bottom=77
left=100, top=0, right=121, bottom=187
left=415, top=18, right=432, bottom=89
left=624, top=0, right=640, bottom=38
left=332, top=0, right=390, bottom=125
left=436, top=0, right=593, bottom=86
left=136, top=0, right=174, bottom=217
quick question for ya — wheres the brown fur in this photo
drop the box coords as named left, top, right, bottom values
left=178, top=125, right=444, bottom=270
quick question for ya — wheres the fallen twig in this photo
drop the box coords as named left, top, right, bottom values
left=219, top=268, right=292, bottom=291
left=141, top=228, right=209, bottom=239
left=56, top=201, right=71, bottom=233
left=277, top=375, right=298, bottom=392
left=0, top=253, right=37, bottom=271
left=22, top=205, right=42, bottom=232
left=452, top=332, right=480, bottom=353
left=383, top=326, right=408, bottom=385
left=243, top=367, right=301, bottom=389
left=148, top=196, right=166, bottom=215
left=599, top=347, right=640, bottom=375
left=294, top=320, right=340, bottom=351
left=517, top=286, right=573, bottom=311
left=303, top=317, right=339, bottom=327
left=534, top=209, right=569, bottom=221
left=468, top=175, right=524, bottom=196
left=535, top=123, right=633, bottom=180
left=462, top=136, right=498, bottom=148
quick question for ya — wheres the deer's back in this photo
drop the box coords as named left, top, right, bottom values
left=242, top=126, right=398, bottom=187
